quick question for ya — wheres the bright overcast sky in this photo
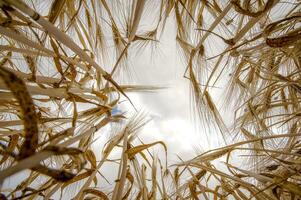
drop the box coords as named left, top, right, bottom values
left=116, top=15, right=226, bottom=163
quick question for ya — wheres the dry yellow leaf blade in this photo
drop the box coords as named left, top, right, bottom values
left=62, top=170, right=93, bottom=190
left=85, top=150, right=97, bottom=169
left=125, top=141, right=167, bottom=160
left=83, top=188, right=109, bottom=200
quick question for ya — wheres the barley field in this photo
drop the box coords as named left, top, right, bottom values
left=0, top=0, right=300, bottom=199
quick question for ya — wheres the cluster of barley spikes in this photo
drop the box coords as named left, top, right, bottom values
left=0, top=0, right=300, bottom=199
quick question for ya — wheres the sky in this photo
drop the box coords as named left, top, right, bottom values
left=117, top=15, right=226, bottom=163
